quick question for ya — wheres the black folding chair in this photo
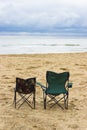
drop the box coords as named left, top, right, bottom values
left=14, top=77, right=36, bottom=109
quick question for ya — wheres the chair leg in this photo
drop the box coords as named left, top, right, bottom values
left=64, top=94, right=66, bottom=109
left=14, top=90, right=16, bottom=108
left=33, top=92, right=35, bottom=109
left=44, top=93, right=46, bottom=109
left=65, top=94, right=68, bottom=109
left=66, top=94, right=68, bottom=109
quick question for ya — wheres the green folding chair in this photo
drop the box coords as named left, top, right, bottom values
left=37, top=71, right=72, bottom=109
left=14, top=77, right=36, bottom=109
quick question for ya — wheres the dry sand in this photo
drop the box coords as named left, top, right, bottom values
left=0, top=53, right=87, bottom=130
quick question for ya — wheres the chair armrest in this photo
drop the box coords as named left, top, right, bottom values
left=36, top=82, right=46, bottom=91
left=67, top=82, right=72, bottom=88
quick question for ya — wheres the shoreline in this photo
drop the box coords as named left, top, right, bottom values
left=0, top=51, right=87, bottom=55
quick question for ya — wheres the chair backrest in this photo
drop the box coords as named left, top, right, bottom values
left=46, top=71, right=70, bottom=95
left=16, top=77, right=36, bottom=94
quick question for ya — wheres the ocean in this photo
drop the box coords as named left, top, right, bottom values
left=0, top=34, right=87, bottom=54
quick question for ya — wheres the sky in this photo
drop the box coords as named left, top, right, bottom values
left=0, top=0, right=87, bottom=34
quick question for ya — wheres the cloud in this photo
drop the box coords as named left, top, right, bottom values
left=0, top=0, right=87, bottom=32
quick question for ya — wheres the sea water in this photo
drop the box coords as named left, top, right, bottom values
left=0, top=34, right=87, bottom=54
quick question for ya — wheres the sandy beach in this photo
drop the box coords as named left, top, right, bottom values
left=0, top=52, right=87, bottom=130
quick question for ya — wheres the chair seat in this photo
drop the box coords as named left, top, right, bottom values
left=45, top=88, right=68, bottom=96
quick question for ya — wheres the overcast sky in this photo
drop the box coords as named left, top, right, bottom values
left=0, top=0, right=87, bottom=33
